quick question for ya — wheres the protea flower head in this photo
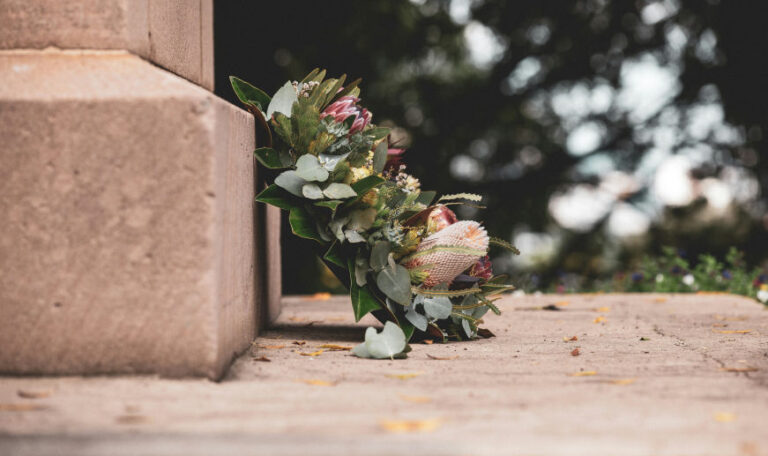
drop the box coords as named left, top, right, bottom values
left=403, top=220, right=489, bottom=288
left=468, top=255, right=493, bottom=282
left=321, top=96, right=372, bottom=134
left=426, top=205, right=458, bottom=234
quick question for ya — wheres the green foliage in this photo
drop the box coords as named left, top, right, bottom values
left=229, top=76, right=271, bottom=112
left=254, top=147, right=293, bottom=169
left=352, top=322, right=408, bottom=359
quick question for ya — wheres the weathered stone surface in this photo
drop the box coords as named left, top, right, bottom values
left=0, top=50, right=255, bottom=379
left=265, top=204, right=283, bottom=323
left=0, top=0, right=214, bottom=90
left=0, top=294, right=766, bottom=455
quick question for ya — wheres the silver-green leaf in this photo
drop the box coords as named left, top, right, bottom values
left=376, top=264, right=412, bottom=306
left=295, top=154, right=329, bottom=182
left=370, top=241, right=391, bottom=272
left=266, top=81, right=298, bottom=119
left=274, top=170, right=306, bottom=197
left=323, top=183, right=357, bottom=199
left=302, top=183, right=324, bottom=199
left=352, top=322, right=407, bottom=359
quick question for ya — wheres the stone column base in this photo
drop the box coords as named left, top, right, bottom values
left=0, top=50, right=256, bottom=379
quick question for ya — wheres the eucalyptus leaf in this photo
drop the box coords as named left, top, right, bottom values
left=318, top=152, right=350, bottom=172
left=405, top=305, right=428, bottom=331
left=329, top=216, right=349, bottom=242
left=274, top=170, right=307, bottom=197
left=344, top=230, right=366, bottom=243
left=348, top=258, right=381, bottom=321
left=352, top=322, right=407, bottom=359
left=323, top=183, right=357, bottom=199
left=370, top=241, right=391, bottom=272
left=302, top=183, right=324, bottom=200
left=295, top=155, right=329, bottom=182
left=347, top=208, right=377, bottom=231
left=288, top=208, right=322, bottom=242
left=376, top=264, right=412, bottom=306
left=372, top=140, right=388, bottom=173
left=266, top=81, right=298, bottom=119
left=420, top=295, right=453, bottom=320
left=461, top=319, right=473, bottom=338
left=354, top=251, right=368, bottom=286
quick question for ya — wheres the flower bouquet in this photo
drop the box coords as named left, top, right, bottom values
left=230, top=69, right=518, bottom=356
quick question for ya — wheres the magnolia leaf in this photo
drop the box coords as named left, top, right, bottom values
left=289, top=208, right=322, bottom=242
left=323, top=183, right=357, bottom=199
left=415, top=191, right=437, bottom=206
left=302, top=183, right=324, bottom=200
left=314, top=199, right=343, bottom=212
left=351, top=175, right=385, bottom=196
left=347, top=208, right=377, bottom=231
left=376, top=264, right=412, bottom=306
left=255, top=184, right=298, bottom=210
left=349, top=258, right=381, bottom=321
left=295, top=155, right=329, bottom=182
left=274, top=170, right=307, bottom=197
left=254, top=147, right=292, bottom=169
left=266, top=81, right=298, bottom=119
left=370, top=241, right=392, bottom=272
left=229, top=76, right=271, bottom=110
left=344, top=230, right=366, bottom=243
left=323, top=241, right=345, bottom=268
left=352, top=322, right=407, bottom=359
left=405, top=305, right=428, bottom=331
left=372, top=140, right=388, bottom=173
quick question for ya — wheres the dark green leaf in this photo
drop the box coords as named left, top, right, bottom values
left=351, top=175, right=385, bottom=196
left=372, top=140, right=387, bottom=174
left=415, top=191, right=437, bottom=206
left=366, top=127, right=390, bottom=141
left=323, top=241, right=346, bottom=268
left=348, top=258, right=381, bottom=321
left=289, top=207, right=323, bottom=242
left=254, top=147, right=292, bottom=169
left=255, top=184, right=298, bottom=211
left=314, top=200, right=343, bottom=211
left=229, top=76, right=271, bottom=110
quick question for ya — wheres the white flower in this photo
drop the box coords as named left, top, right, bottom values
left=656, top=274, right=665, bottom=283
left=757, top=290, right=768, bottom=303
left=682, top=274, right=695, bottom=286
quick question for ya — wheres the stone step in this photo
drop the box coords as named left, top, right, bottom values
left=0, top=50, right=258, bottom=379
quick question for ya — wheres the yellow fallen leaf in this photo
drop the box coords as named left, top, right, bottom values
left=713, top=329, right=752, bottom=334
left=714, top=412, right=736, bottom=422
left=720, top=366, right=759, bottom=373
left=594, top=306, right=611, bottom=312
left=386, top=372, right=423, bottom=380
left=288, top=316, right=307, bottom=322
left=259, top=344, right=286, bottom=349
left=714, top=315, right=748, bottom=321
left=653, top=297, right=667, bottom=303
left=554, top=300, right=570, bottom=307
left=427, top=354, right=459, bottom=360
left=310, top=292, right=331, bottom=300
left=399, top=395, right=432, bottom=403
left=380, top=418, right=442, bottom=433
left=593, top=316, right=607, bottom=323
left=568, top=371, right=597, bottom=377
left=300, top=350, right=324, bottom=357
left=297, top=379, right=334, bottom=387
left=317, top=344, right=352, bottom=351
left=563, top=335, right=578, bottom=342
left=610, top=378, right=636, bottom=385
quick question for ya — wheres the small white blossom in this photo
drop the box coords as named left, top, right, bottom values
left=757, top=290, right=768, bottom=303
left=682, top=274, right=695, bottom=286
left=655, top=273, right=665, bottom=283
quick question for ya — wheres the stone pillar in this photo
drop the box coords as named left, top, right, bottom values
left=0, top=0, right=273, bottom=379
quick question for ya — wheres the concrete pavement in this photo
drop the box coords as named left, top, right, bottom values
left=1, top=293, right=767, bottom=455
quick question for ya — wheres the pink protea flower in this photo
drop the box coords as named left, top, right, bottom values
left=426, top=205, right=458, bottom=234
left=385, top=148, right=406, bottom=170
left=403, top=221, right=489, bottom=288
left=468, top=255, right=493, bottom=282
left=321, top=96, right=372, bottom=134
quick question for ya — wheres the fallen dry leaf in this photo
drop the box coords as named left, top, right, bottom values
left=252, top=356, right=271, bottom=362
left=292, top=341, right=307, bottom=346
left=571, top=348, right=580, bottom=357
left=380, top=418, right=442, bottom=433
left=17, top=389, right=52, bottom=399
left=423, top=339, right=434, bottom=345
left=115, top=415, right=148, bottom=425
left=427, top=354, right=459, bottom=360
left=639, top=337, right=650, bottom=341
left=0, top=403, right=48, bottom=411
left=720, top=366, right=759, bottom=373
left=554, top=300, right=570, bottom=307
left=310, top=292, right=331, bottom=300
left=287, top=316, right=307, bottom=322
left=593, top=306, right=611, bottom=312
left=593, top=316, right=607, bottom=324
left=399, top=395, right=432, bottom=403
left=260, top=344, right=286, bottom=349
left=297, top=379, right=334, bottom=387
left=568, top=371, right=598, bottom=377
left=711, top=323, right=728, bottom=328
left=300, top=350, right=324, bottom=357
left=386, top=372, right=423, bottom=380
left=563, top=335, right=578, bottom=342
left=610, top=378, right=636, bottom=385
left=714, top=412, right=736, bottom=422
left=653, top=297, right=668, bottom=303
left=317, top=344, right=352, bottom=351
left=714, top=314, right=748, bottom=321
left=713, top=329, right=752, bottom=334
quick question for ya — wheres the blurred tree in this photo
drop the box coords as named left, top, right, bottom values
left=215, top=0, right=767, bottom=293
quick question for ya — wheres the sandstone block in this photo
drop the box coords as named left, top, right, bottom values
left=0, top=0, right=214, bottom=90
left=0, top=50, right=255, bottom=379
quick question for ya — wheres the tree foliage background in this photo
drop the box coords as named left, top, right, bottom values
left=216, top=0, right=767, bottom=293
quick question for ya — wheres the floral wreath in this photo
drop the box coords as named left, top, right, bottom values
left=230, top=69, right=518, bottom=358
